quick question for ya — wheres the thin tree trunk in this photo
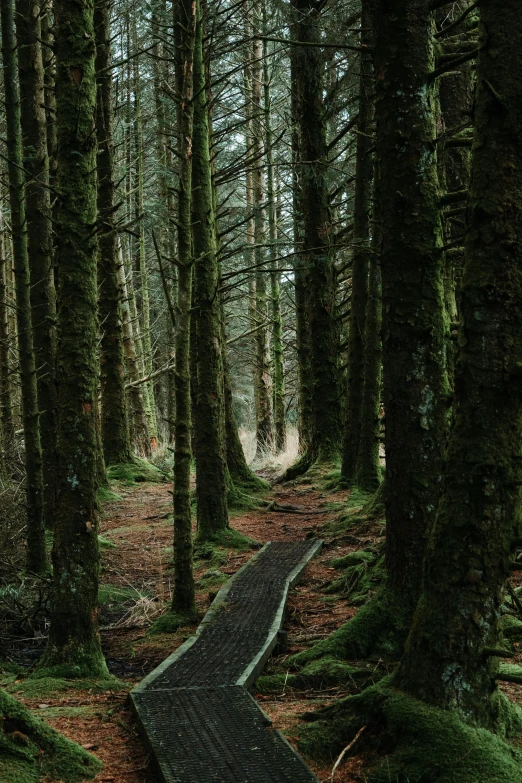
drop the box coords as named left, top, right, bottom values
left=192, top=0, right=228, bottom=538
left=0, top=209, right=14, bottom=454
left=95, top=0, right=131, bottom=466
left=39, top=0, right=107, bottom=675
left=398, top=0, right=522, bottom=728
left=341, top=0, right=374, bottom=483
left=171, top=0, right=196, bottom=616
left=1, top=0, right=47, bottom=573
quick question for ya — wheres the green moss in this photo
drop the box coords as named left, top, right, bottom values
left=289, top=590, right=407, bottom=668
left=147, top=610, right=198, bottom=635
left=107, top=457, right=166, bottom=485
left=298, top=681, right=522, bottom=782
left=96, top=486, right=122, bottom=504
left=501, top=615, right=522, bottom=641
left=498, top=663, right=522, bottom=684
left=0, top=689, right=101, bottom=783
left=196, top=570, right=229, bottom=589
left=227, top=481, right=266, bottom=512
left=13, top=675, right=125, bottom=699
left=97, top=535, right=116, bottom=549
left=195, top=527, right=260, bottom=553
left=324, top=548, right=384, bottom=605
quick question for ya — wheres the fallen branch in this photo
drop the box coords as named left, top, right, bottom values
left=331, top=725, right=367, bottom=780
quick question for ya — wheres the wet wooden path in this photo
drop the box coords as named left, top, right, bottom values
left=131, top=539, right=322, bottom=783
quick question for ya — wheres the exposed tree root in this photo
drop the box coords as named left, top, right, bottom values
left=0, top=689, right=101, bottom=782
left=298, top=678, right=522, bottom=782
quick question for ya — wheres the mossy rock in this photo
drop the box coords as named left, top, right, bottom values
left=107, top=457, right=166, bottom=485
left=0, top=689, right=102, bottom=782
left=298, top=680, right=522, bottom=782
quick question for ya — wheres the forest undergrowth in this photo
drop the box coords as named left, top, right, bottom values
left=3, top=459, right=522, bottom=782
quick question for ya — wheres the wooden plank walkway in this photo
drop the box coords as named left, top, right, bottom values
left=130, top=539, right=322, bottom=783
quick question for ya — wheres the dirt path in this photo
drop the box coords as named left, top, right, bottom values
left=5, top=474, right=378, bottom=783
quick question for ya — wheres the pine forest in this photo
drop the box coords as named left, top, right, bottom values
left=1, top=0, right=522, bottom=781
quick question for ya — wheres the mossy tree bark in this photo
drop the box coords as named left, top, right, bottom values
left=172, top=0, right=196, bottom=615
left=192, top=0, right=228, bottom=538
left=263, top=31, right=285, bottom=453
left=39, top=0, right=108, bottom=676
left=0, top=213, right=14, bottom=454
left=95, top=0, right=132, bottom=466
left=291, top=0, right=341, bottom=465
left=341, top=0, right=375, bottom=484
left=1, top=0, right=47, bottom=573
left=251, top=23, right=273, bottom=454
left=397, top=0, right=522, bottom=727
left=375, top=0, right=450, bottom=616
left=16, top=0, right=58, bottom=527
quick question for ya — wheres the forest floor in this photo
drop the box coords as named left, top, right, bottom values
left=4, top=465, right=522, bottom=782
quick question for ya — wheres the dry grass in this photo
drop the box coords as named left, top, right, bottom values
left=239, top=426, right=300, bottom=477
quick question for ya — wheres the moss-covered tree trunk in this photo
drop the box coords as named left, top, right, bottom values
left=16, top=0, right=58, bottom=527
left=397, top=0, right=522, bottom=727
left=264, top=33, right=285, bottom=453
left=39, top=0, right=108, bottom=676
left=251, top=26, right=273, bottom=454
left=95, top=0, right=131, bottom=466
left=1, top=0, right=47, bottom=573
left=118, top=250, right=151, bottom=456
left=341, top=0, right=374, bottom=484
left=375, top=0, right=449, bottom=616
left=0, top=213, right=14, bottom=454
left=192, top=0, right=228, bottom=538
left=171, top=0, right=196, bottom=615
left=291, top=0, right=340, bottom=465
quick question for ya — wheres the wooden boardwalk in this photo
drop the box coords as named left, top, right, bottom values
left=130, top=539, right=322, bottom=783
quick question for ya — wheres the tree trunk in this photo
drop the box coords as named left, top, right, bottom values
left=1, top=0, right=47, bottom=573
left=291, top=0, right=341, bottom=464
left=341, top=0, right=374, bottom=483
left=0, top=211, right=14, bottom=454
left=375, top=0, right=449, bottom=613
left=397, top=0, right=522, bottom=728
left=38, top=0, right=107, bottom=676
left=95, top=0, right=131, bottom=466
left=171, top=0, right=196, bottom=616
left=192, top=0, right=228, bottom=538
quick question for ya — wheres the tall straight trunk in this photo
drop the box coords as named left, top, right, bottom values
left=95, top=0, right=131, bottom=466
left=16, top=0, right=58, bottom=527
left=251, top=26, right=273, bottom=453
left=0, top=211, right=14, bottom=453
left=192, top=0, right=228, bottom=538
left=1, top=0, right=47, bottom=573
left=341, top=0, right=374, bottom=483
left=263, top=32, right=285, bottom=453
left=118, top=249, right=150, bottom=455
left=290, top=46, right=312, bottom=455
left=39, top=0, right=107, bottom=676
left=41, top=6, right=57, bottom=204
left=171, top=0, right=196, bottom=615
left=375, top=0, right=449, bottom=612
left=398, top=0, right=522, bottom=728
left=291, top=0, right=340, bottom=463
left=132, top=18, right=157, bottom=447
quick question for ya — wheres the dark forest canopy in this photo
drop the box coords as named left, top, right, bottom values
left=1, top=0, right=522, bottom=781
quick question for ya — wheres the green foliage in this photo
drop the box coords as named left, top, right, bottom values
left=0, top=689, right=101, bottom=783
left=501, top=614, right=522, bottom=641
left=298, top=680, right=522, bottom=783
left=97, top=535, right=116, bottom=549
left=106, top=457, right=165, bottom=485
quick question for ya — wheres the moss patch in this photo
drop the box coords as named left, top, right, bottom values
left=325, top=548, right=384, bottom=605
left=298, top=681, right=522, bottom=783
left=107, top=457, right=166, bottom=485
left=10, top=676, right=126, bottom=699
left=289, top=590, right=408, bottom=668
left=0, top=689, right=102, bottom=782
left=147, top=610, right=199, bottom=635
left=256, top=658, right=375, bottom=694
left=96, top=486, right=122, bottom=504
